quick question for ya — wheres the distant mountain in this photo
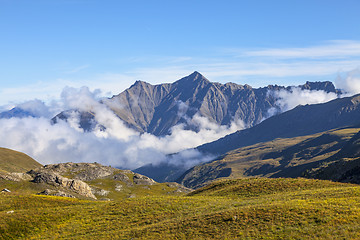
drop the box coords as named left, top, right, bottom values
left=137, top=93, right=360, bottom=183
left=174, top=94, right=360, bottom=188
left=0, top=107, right=36, bottom=119
left=177, top=127, right=360, bottom=189
left=53, top=71, right=340, bottom=136
left=197, top=94, right=360, bottom=156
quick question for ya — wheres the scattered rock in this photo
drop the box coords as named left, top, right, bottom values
left=38, top=189, right=76, bottom=198
left=91, top=187, right=110, bottom=196
left=115, top=185, right=123, bottom=192
left=133, top=173, right=156, bottom=185
left=113, top=172, right=133, bottom=186
left=166, top=182, right=192, bottom=193
left=99, top=198, right=111, bottom=201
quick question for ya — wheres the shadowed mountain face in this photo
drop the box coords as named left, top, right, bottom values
left=196, top=94, right=360, bottom=156
left=0, top=107, right=36, bottom=119
left=53, top=71, right=339, bottom=136
left=305, top=130, right=360, bottom=183
left=174, top=94, right=360, bottom=188
left=177, top=127, right=360, bottom=189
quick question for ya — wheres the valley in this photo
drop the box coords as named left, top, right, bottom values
left=1, top=73, right=360, bottom=239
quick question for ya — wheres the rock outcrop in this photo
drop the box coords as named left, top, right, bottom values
left=29, top=169, right=96, bottom=199
left=38, top=189, right=76, bottom=198
left=133, top=173, right=156, bottom=185
left=0, top=172, right=32, bottom=182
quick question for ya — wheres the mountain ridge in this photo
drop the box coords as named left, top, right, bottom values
left=196, top=93, right=360, bottom=156
left=52, top=71, right=340, bottom=136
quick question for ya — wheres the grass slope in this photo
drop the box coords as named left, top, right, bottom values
left=0, top=148, right=41, bottom=173
left=2, top=178, right=360, bottom=239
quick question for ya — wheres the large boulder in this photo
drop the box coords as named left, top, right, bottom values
left=29, top=170, right=96, bottom=199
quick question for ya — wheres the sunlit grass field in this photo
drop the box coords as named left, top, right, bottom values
left=2, top=178, right=360, bottom=239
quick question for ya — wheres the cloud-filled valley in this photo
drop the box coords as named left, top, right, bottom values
left=0, top=71, right=360, bottom=171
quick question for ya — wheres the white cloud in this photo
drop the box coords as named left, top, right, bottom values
left=335, top=68, right=360, bottom=95
left=0, top=86, right=244, bottom=170
left=2, top=40, right=360, bottom=106
left=1, top=68, right=359, bottom=172
left=242, top=40, right=360, bottom=59
left=64, top=64, right=90, bottom=74
left=267, top=87, right=338, bottom=117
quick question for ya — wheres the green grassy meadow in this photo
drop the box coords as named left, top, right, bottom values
left=2, top=178, right=360, bottom=239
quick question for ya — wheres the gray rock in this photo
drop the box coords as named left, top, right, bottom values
left=0, top=172, right=32, bottom=182
left=113, top=172, right=133, bottom=186
left=133, top=173, right=156, bottom=185
left=38, top=189, right=76, bottom=198
left=41, top=162, right=115, bottom=181
left=29, top=170, right=96, bottom=199
left=166, top=182, right=192, bottom=193
left=91, top=187, right=110, bottom=196
left=114, top=184, right=123, bottom=191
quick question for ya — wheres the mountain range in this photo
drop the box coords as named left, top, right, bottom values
left=2, top=71, right=359, bottom=190
left=52, top=71, right=340, bottom=136
left=177, top=94, right=360, bottom=188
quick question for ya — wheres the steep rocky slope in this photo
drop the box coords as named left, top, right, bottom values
left=53, top=71, right=339, bottom=136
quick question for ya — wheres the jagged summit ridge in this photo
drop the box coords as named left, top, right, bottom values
left=51, top=71, right=340, bottom=136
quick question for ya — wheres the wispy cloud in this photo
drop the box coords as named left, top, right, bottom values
left=242, top=40, right=360, bottom=59
left=1, top=40, right=360, bottom=106
left=64, top=64, right=90, bottom=74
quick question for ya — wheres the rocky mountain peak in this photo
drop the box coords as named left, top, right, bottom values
left=51, top=72, right=342, bottom=136
left=175, top=71, right=210, bottom=85
left=301, top=81, right=339, bottom=93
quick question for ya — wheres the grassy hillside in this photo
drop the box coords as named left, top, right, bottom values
left=2, top=178, right=360, bottom=239
left=179, top=127, right=360, bottom=189
left=0, top=148, right=41, bottom=173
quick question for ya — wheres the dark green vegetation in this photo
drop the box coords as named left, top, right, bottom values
left=179, top=127, right=360, bottom=189
left=0, top=148, right=41, bottom=173
left=2, top=178, right=360, bottom=239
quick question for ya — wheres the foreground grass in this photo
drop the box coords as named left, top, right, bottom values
left=2, top=178, right=360, bottom=239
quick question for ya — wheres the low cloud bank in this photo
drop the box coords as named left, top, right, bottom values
left=0, top=87, right=244, bottom=169
left=267, top=68, right=360, bottom=117
left=267, top=88, right=338, bottom=117
left=2, top=69, right=360, bottom=171
left=335, top=68, right=360, bottom=96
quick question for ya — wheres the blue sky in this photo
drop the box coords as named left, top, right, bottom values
left=1, top=0, right=360, bottom=105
